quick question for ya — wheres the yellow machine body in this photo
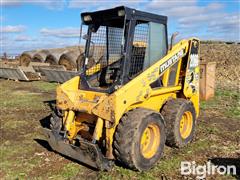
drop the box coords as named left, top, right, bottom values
left=42, top=6, right=201, bottom=170
left=56, top=38, right=200, bottom=159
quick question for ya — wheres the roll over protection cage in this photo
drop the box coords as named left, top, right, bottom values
left=80, top=6, right=168, bottom=93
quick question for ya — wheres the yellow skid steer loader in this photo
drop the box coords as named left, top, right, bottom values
left=43, top=6, right=200, bottom=171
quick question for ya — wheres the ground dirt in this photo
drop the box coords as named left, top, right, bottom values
left=0, top=43, right=240, bottom=180
left=200, top=43, right=240, bottom=90
left=0, top=80, right=239, bottom=180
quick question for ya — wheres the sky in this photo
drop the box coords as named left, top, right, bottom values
left=0, top=0, right=239, bottom=55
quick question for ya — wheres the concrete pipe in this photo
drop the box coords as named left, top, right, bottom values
left=59, top=47, right=83, bottom=71
left=45, top=48, right=68, bottom=65
left=19, top=50, right=37, bottom=66
left=32, top=50, right=49, bottom=63
left=45, top=54, right=58, bottom=65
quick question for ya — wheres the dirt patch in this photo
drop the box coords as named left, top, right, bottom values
left=12, top=90, right=42, bottom=96
left=200, top=108, right=240, bottom=131
left=1, top=128, right=25, bottom=142
left=27, top=150, right=69, bottom=178
left=0, top=80, right=56, bottom=97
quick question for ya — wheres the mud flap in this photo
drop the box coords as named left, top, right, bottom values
left=42, top=128, right=113, bottom=171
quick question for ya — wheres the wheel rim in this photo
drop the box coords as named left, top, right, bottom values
left=140, top=123, right=160, bottom=159
left=179, top=111, right=193, bottom=139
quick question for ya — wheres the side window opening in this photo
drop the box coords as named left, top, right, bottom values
left=129, top=21, right=167, bottom=78
left=129, top=22, right=149, bottom=77
left=145, top=22, right=167, bottom=68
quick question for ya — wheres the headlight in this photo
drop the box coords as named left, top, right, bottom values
left=118, top=10, right=125, bottom=17
left=83, top=15, right=92, bottom=22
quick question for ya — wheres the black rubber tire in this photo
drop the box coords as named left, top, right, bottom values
left=113, top=108, right=166, bottom=171
left=161, top=98, right=196, bottom=148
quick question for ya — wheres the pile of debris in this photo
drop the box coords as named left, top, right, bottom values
left=19, top=46, right=83, bottom=71
left=0, top=46, right=84, bottom=83
left=200, top=43, right=240, bottom=89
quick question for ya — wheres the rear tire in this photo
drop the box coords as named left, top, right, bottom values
left=161, top=98, right=196, bottom=148
left=113, top=108, right=166, bottom=171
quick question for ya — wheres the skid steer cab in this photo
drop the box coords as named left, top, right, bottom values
left=43, top=6, right=200, bottom=171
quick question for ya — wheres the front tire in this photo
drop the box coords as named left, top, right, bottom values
left=161, top=98, right=196, bottom=148
left=114, top=108, right=166, bottom=171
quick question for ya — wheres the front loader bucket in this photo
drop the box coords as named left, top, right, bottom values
left=42, top=128, right=113, bottom=171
